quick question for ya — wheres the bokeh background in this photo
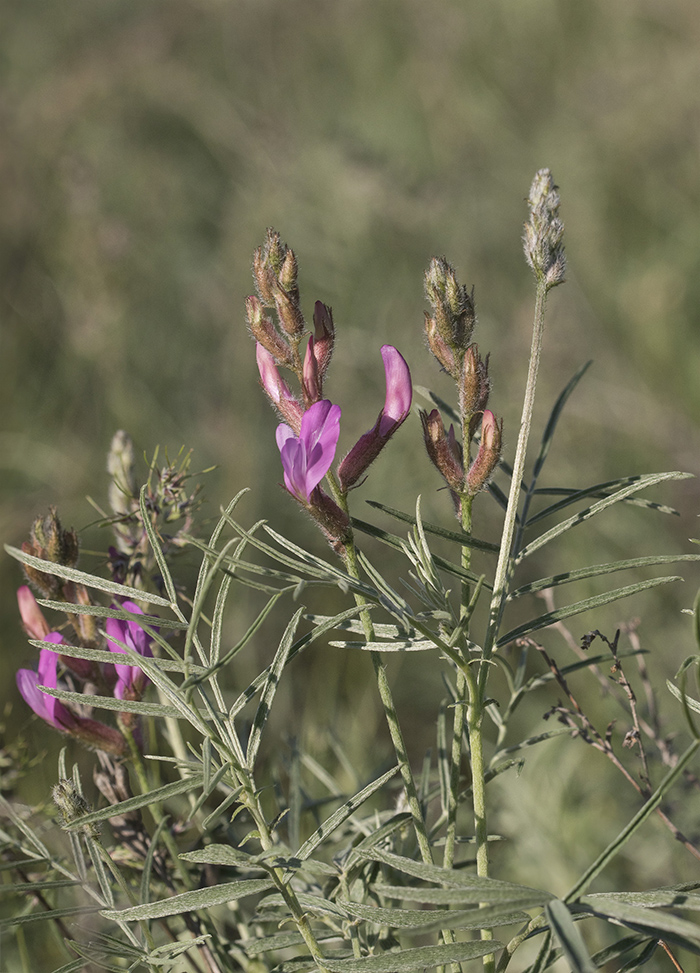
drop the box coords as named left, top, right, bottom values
left=2, top=0, right=700, bottom=960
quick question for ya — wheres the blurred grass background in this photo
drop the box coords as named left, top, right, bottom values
left=2, top=0, right=700, bottom=954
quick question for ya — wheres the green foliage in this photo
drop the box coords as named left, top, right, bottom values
left=3, top=96, right=700, bottom=969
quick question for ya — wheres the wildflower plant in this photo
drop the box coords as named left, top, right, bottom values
left=5, top=170, right=700, bottom=973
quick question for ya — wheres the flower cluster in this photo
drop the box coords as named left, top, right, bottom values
left=15, top=585, right=155, bottom=755
left=420, top=258, right=503, bottom=516
left=248, top=230, right=413, bottom=548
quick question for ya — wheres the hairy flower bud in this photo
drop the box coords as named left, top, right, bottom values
left=273, top=281, right=305, bottom=338
left=312, top=301, right=335, bottom=379
left=256, top=344, right=304, bottom=434
left=420, top=410, right=464, bottom=492
left=22, top=507, right=79, bottom=597
left=424, top=313, right=458, bottom=378
left=253, top=229, right=295, bottom=303
left=53, top=779, right=100, bottom=836
left=424, top=258, right=476, bottom=354
left=460, top=345, right=490, bottom=419
left=465, top=411, right=503, bottom=495
left=523, top=168, right=566, bottom=291
left=246, top=296, right=293, bottom=365
left=302, top=337, right=322, bottom=405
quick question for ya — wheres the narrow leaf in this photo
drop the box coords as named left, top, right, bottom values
left=579, top=896, right=700, bottom=951
left=102, top=878, right=273, bottom=921
left=329, top=639, right=438, bottom=652
left=361, top=504, right=498, bottom=553
left=246, top=608, right=303, bottom=767
left=39, top=687, right=184, bottom=719
left=356, top=846, right=552, bottom=901
left=527, top=476, right=683, bottom=527
left=29, top=639, right=206, bottom=675
left=36, top=600, right=187, bottom=628
left=4, top=545, right=171, bottom=606
left=374, top=885, right=550, bottom=907
left=508, top=554, right=700, bottom=602
left=565, top=739, right=700, bottom=902
left=516, top=472, right=691, bottom=562
left=666, top=680, right=700, bottom=714
left=497, top=576, right=681, bottom=647
left=0, top=906, right=99, bottom=928
left=545, top=899, right=596, bottom=973
left=65, top=774, right=205, bottom=829
left=323, top=941, right=503, bottom=972
left=296, top=766, right=399, bottom=860
left=339, top=899, right=530, bottom=930
left=139, top=484, right=178, bottom=606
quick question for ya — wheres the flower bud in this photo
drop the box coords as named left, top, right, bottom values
left=312, top=301, right=335, bottom=378
left=523, top=168, right=566, bottom=291
left=460, top=345, right=490, bottom=419
left=273, top=281, right=305, bottom=338
left=22, top=507, right=79, bottom=597
left=302, top=337, right=322, bottom=405
left=256, top=344, right=304, bottom=434
left=253, top=229, right=294, bottom=304
left=420, top=410, right=464, bottom=492
left=465, top=411, right=503, bottom=495
left=424, top=313, right=458, bottom=378
left=17, top=586, right=50, bottom=640
left=424, top=258, right=476, bottom=353
left=246, top=296, right=293, bottom=365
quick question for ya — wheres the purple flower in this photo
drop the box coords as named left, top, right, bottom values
left=275, top=399, right=341, bottom=503
left=338, top=345, right=412, bottom=490
left=378, top=345, right=412, bottom=436
left=105, top=600, right=154, bottom=700
left=16, top=636, right=77, bottom=730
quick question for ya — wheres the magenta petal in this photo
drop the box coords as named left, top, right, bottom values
left=300, top=400, right=341, bottom=494
left=16, top=668, right=52, bottom=724
left=276, top=400, right=341, bottom=502
left=17, top=647, right=73, bottom=729
left=105, top=601, right=153, bottom=698
left=379, top=346, right=412, bottom=436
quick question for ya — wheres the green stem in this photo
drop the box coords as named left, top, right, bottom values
left=443, top=493, right=474, bottom=872
left=343, top=533, right=434, bottom=865
left=235, top=759, right=332, bottom=972
left=121, top=724, right=230, bottom=973
left=481, top=277, right=549, bottom=684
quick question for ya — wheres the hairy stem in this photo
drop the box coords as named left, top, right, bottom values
left=482, top=277, right=548, bottom=680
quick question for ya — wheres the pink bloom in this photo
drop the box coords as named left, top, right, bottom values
left=378, top=345, right=412, bottom=436
left=338, top=346, right=412, bottom=490
left=16, top=636, right=77, bottom=730
left=276, top=399, right=341, bottom=503
left=17, top=586, right=51, bottom=640
left=105, top=601, right=154, bottom=700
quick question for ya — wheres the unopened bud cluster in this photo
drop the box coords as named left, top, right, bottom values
left=523, top=168, right=566, bottom=291
left=421, top=260, right=503, bottom=516
left=249, top=230, right=412, bottom=551
left=247, top=229, right=336, bottom=415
